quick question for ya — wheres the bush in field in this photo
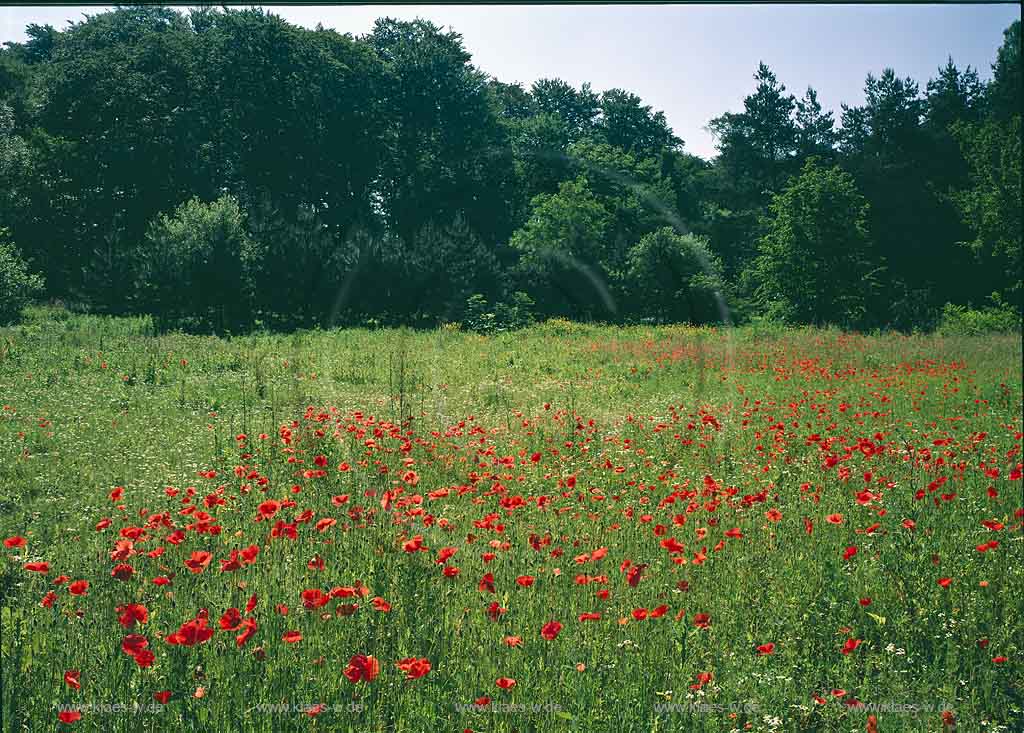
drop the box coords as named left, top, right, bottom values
left=134, top=195, right=258, bottom=333
left=750, top=159, right=882, bottom=329
left=463, top=291, right=536, bottom=333
left=0, top=228, right=44, bottom=325
left=937, top=295, right=1022, bottom=336
left=625, top=227, right=726, bottom=324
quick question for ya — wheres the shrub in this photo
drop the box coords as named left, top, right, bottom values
left=751, top=159, right=881, bottom=329
left=0, top=228, right=44, bottom=325
left=937, top=296, right=1022, bottom=336
left=625, top=227, right=726, bottom=324
left=134, top=195, right=258, bottom=333
left=463, top=292, right=536, bottom=334
left=463, top=294, right=497, bottom=334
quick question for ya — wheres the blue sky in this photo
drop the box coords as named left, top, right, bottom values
left=1, top=4, right=1017, bottom=159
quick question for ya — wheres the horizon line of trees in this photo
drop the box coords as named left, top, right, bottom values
left=0, top=6, right=1019, bottom=333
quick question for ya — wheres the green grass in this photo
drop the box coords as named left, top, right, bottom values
left=1, top=306, right=1021, bottom=732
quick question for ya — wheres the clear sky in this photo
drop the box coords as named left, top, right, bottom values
left=1, top=4, right=1017, bottom=159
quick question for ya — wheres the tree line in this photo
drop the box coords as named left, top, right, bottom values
left=0, top=7, right=1019, bottom=332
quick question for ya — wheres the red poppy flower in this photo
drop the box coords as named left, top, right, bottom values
left=236, top=618, right=257, bottom=647
left=826, top=514, right=844, bottom=525
left=64, top=670, right=81, bottom=689
left=693, top=613, right=711, bottom=629
left=626, top=564, right=647, bottom=587
left=403, top=535, right=425, bottom=553
left=541, top=621, right=563, bottom=640
left=504, top=635, right=523, bottom=647
left=632, top=608, right=648, bottom=621
left=343, top=655, right=380, bottom=684
left=132, top=649, right=155, bottom=668
left=396, top=657, right=431, bottom=680
left=184, top=551, right=212, bottom=574
left=515, top=575, right=535, bottom=587
left=117, top=604, right=148, bottom=629
left=841, top=638, right=863, bottom=655
left=110, top=539, right=135, bottom=561
left=301, top=589, right=329, bottom=610
left=478, top=572, right=496, bottom=593
left=443, top=566, right=460, bottom=578
left=371, top=597, right=391, bottom=612
left=843, top=546, right=858, bottom=561
left=690, top=672, right=713, bottom=689
left=166, top=617, right=214, bottom=647
left=282, top=631, right=302, bottom=644
left=495, top=677, right=516, bottom=690
left=68, top=580, right=89, bottom=596
left=40, top=591, right=57, bottom=608
left=111, top=564, right=134, bottom=581
left=660, top=537, right=685, bottom=553
left=57, top=710, right=81, bottom=724
left=255, top=500, right=280, bottom=521
left=121, top=634, right=149, bottom=657
left=937, top=577, right=952, bottom=588
left=757, top=643, right=775, bottom=655
left=25, top=562, right=49, bottom=573
left=219, top=608, right=242, bottom=631
left=578, top=612, right=601, bottom=621
left=153, top=691, right=172, bottom=704
left=3, top=536, right=26, bottom=548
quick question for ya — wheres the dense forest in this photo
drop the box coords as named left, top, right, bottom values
left=0, top=7, right=1019, bottom=333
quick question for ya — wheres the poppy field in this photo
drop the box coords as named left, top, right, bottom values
left=1, top=308, right=1021, bottom=732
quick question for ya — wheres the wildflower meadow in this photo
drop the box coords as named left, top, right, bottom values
left=0, top=308, right=1021, bottom=732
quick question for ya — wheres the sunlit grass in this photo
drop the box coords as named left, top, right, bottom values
left=1, top=307, right=1021, bottom=732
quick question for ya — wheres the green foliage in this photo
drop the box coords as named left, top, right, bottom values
left=495, top=291, right=537, bottom=331
left=134, top=195, right=257, bottom=333
left=510, top=177, right=614, bottom=319
left=0, top=8, right=1018, bottom=334
left=0, top=228, right=43, bottom=324
left=937, top=296, right=1022, bottom=336
left=625, top=227, right=725, bottom=324
left=244, top=200, right=359, bottom=330
left=988, top=20, right=1021, bottom=121
left=751, top=159, right=880, bottom=329
left=462, top=291, right=535, bottom=334
left=952, top=115, right=1022, bottom=307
